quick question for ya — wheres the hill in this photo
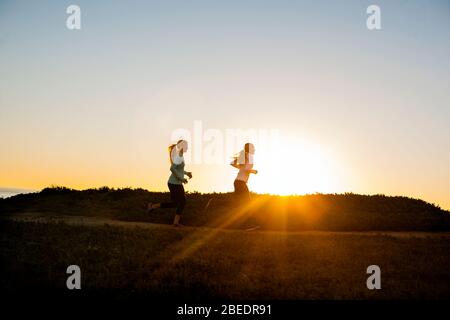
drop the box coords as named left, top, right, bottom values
left=1, top=187, right=449, bottom=231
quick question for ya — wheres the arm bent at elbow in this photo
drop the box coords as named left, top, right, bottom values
left=170, top=165, right=185, bottom=182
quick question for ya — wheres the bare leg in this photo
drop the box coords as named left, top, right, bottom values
left=173, top=214, right=183, bottom=227
left=147, top=202, right=161, bottom=213
left=151, top=203, right=161, bottom=209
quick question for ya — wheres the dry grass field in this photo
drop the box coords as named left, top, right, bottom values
left=1, top=216, right=450, bottom=300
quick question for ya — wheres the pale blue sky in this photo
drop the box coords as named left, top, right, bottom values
left=1, top=1, right=450, bottom=208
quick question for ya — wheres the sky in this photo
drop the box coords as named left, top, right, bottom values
left=1, top=0, right=449, bottom=209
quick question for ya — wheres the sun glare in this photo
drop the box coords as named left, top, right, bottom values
left=251, top=138, right=337, bottom=196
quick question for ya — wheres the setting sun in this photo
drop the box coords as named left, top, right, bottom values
left=251, top=137, right=338, bottom=196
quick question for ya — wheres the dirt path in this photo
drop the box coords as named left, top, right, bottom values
left=6, top=212, right=185, bottom=231
left=5, top=212, right=450, bottom=239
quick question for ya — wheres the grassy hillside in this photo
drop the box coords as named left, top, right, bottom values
left=1, top=186, right=449, bottom=231
left=2, top=219, right=450, bottom=299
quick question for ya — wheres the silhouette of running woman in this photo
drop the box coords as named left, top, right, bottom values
left=230, top=143, right=258, bottom=204
left=147, top=140, right=192, bottom=227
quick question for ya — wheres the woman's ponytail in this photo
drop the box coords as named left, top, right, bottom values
left=168, top=144, right=177, bottom=164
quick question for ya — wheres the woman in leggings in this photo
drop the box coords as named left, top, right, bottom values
left=231, top=142, right=258, bottom=203
left=230, top=143, right=259, bottom=230
left=147, top=140, right=192, bottom=227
